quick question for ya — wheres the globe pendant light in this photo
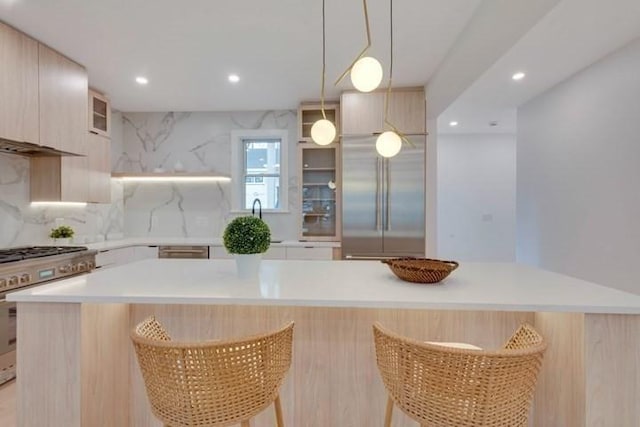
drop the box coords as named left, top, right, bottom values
left=351, top=56, right=383, bottom=93
left=311, top=0, right=337, bottom=146
left=335, top=0, right=383, bottom=92
left=376, top=131, right=401, bottom=157
left=376, top=0, right=409, bottom=158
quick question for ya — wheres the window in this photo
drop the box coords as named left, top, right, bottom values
left=231, top=129, right=288, bottom=212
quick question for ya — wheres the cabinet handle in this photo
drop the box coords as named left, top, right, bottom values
left=385, top=159, right=391, bottom=231
left=376, top=157, right=381, bottom=231
left=159, top=249, right=206, bottom=254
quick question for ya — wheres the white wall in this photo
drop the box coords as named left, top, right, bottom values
left=517, top=37, right=640, bottom=294
left=437, top=133, right=516, bottom=261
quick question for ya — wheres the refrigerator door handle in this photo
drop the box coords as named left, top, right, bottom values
left=385, top=159, right=391, bottom=231
left=375, top=157, right=382, bottom=230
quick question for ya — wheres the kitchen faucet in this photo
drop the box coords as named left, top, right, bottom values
left=251, top=198, right=262, bottom=219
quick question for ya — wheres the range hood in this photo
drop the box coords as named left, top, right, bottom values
left=0, top=138, right=80, bottom=157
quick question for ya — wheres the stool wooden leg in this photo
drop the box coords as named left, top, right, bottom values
left=241, top=421, right=251, bottom=427
left=274, top=394, right=285, bottom=427
left=384, top=396, right=393, bottom=427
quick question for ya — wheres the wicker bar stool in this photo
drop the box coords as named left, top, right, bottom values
left=131, top=317, right=294, bottom=427
left=373, top=322, right=547, bottom=427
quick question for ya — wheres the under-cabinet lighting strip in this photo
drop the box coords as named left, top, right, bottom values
left=31, top=202, right=88, bottom=207
left=114, top=176, right=231, bottom=183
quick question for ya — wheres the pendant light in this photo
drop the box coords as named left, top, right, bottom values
left=311, top=0, right=337, bottom=146
left=335, top=0, right=383, bottom=93
left=376, top=0, right=409, bottom=158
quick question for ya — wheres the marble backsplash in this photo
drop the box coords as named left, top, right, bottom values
left=0, top=109, right=301, bottom=248
left=0, top=154, right=124, bottom=247
left=118, top=110, right=300, bottom=240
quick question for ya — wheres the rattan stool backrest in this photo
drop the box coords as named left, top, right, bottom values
left=373, top=322, right=546, bottom=427
left=131, top=317, right=294, bottom=427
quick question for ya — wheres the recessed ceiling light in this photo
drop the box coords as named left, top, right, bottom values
left=135, top=76, right=149, bottom=85
left=512, top=72, right=526, bottom=81
left=228, top=74, right=240, bottom=83
left=449, top=121, right=459, bottom=127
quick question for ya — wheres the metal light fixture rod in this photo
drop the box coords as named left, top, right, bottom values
left=334, top=0, right=373, bottom=85
left=382, top=0, right=413, bottom=147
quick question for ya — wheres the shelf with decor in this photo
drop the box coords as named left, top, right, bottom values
left=298, top=102, right=340, bottom=143
left=299, top=142, right=341, bottom=241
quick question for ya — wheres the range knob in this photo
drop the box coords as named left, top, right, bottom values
left=59, top=264, right=72, bottom=274
left=0, top=279, right=6, bottom=289
left=8, top=276, right=19, bottom=286
left=87, top=261, right=95, bottom=270
left=76, top=262, right=86, bottom=272
left=20, top=274, right=31, bottom=284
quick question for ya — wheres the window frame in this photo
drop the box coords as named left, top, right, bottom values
left=231, top=129, right=289, bottom=213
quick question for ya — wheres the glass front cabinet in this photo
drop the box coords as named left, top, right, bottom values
left=298, top=142, right=341, bottom=241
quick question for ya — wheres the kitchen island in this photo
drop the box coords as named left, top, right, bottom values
left=9, top=259, right=640, bottom=427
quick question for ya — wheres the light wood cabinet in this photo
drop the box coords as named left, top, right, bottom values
left=340, top=91, right=385, bottom=135
left=30, top=156, right=89, bottom=202
left=298, top=102, right=340, bottom=143
left=0, top=22, right=39, bottom=144
left=38, top=43, right=88, bottom=155
left=299, top=142, right=341, bottom=241
left=87, top=133, right=111, bottom=203
left=340, top=88, right=425, bottom=135
left=89, top=89, right=110, bottom=137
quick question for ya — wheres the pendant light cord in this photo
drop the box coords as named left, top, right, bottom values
left=384, top=0, right=393, bottom=122
left=383, top=0, right=412, bottom=146
left=321, top=0, right=327, bottom=119
left=334, top=0, right=372, bottom=85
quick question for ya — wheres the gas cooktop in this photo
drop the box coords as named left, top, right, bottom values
left=0, top=246, right=89, bottom=264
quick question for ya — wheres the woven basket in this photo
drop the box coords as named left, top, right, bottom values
left=382, top=258, right=459, bottom=284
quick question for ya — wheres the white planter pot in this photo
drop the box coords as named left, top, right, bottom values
left=52, top=238, right=72, bottom=246
left=234, top=253, right=262, bottom=279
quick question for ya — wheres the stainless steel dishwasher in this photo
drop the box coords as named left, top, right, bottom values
left=158, top=246, right=209, bottom=259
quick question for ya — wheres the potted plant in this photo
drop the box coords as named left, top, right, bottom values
left=223, top=216, right=270, bottom=278
left=49, top=225, right=75, bottom=245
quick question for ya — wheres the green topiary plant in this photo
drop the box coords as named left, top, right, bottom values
left=49, top=225, right=75, bottom=239
left=223, top=216, right=271, bottom=254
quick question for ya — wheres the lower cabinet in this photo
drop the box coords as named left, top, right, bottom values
left=210, top=245, right=333, bottom=260
left=285, top=247, right=333, bottom=260
left=95, top=246, right=157, bottom=270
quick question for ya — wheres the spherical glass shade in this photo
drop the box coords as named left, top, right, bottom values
left=351, top=56, right=383, bottom=92
left=376, top=131, right=402, bottom=158
left=310, top=119, right=336, bottom=145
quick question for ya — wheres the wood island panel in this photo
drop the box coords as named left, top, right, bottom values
left=584, top=313, right=640, bottom=426
left=16, top=303, right=82, bottom=427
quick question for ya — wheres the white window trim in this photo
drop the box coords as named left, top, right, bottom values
left=230, top=129, right=289, bottom=213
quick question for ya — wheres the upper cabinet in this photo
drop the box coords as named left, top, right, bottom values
left=341, top=88, right=426, bottom=135
left=0, top=22, right=39, bottom=144
left=298, top=102, right=340, bottom=143
left=89, top=89, right=111, bottom=137
left=38, top=44, right=88, bottom=155
left=87, top=133, right=111, bottom=203
left=340, top=91, right=385, bottom=135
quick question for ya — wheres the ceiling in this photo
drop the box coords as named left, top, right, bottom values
left=0, top=0, right=481, bottom=112
left=439, top=0, right=640, bottom=134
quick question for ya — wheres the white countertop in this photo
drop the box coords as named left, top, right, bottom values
left=8, top=259, right=640, bottom=314
left=84, top=238, right=340, bottom=251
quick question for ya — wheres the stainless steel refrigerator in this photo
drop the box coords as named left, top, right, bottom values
left=341, top=135, right=425, bottom=259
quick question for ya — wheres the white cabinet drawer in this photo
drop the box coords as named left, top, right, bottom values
left=263, top=247, right=286, bottom=260
left=210, top=246, right=233, bottom=259
left=285, top=247, right=333, bottom=260
left=95, top=247, right=135, bottom=269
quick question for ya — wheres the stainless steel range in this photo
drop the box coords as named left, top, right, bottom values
left=0, top=246, right=96, bottom=385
